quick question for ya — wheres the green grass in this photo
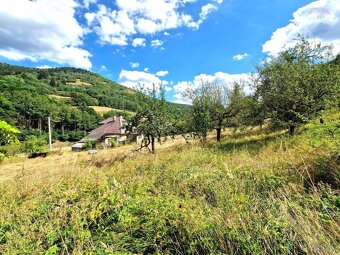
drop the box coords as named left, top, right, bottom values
left=0, top=110, right=339, bottom=254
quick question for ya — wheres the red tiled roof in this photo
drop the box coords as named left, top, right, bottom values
left=80, top=116, right=126, bottom=142
left=99, top=117, right=114, bottom=124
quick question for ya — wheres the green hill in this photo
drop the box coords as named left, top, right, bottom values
left=0, top=110, right=339, bottom=254
left=0, top=63, right=187, bottom=142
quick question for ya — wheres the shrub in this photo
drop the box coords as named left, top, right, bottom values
left=0, top=143, right=21, bottom=156
left=66, top=130, right=84, bottom=141
left=0, top=120, right=20, bottom=145
left=109, top=138, right=118, bottom=148
left=83, top=140, right=95, bottom=150
left=0, top=152, right=5, bottom=163
left=21, top=135, right=47, bottom=154
left=18, top=129, right=47, bottom=141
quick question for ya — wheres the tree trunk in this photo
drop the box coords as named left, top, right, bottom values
left=61, top=126, right=65, bottom=136
left=38, top=118, right=42, bottom=131
left=216, top=128, right=221, bottom=142
left=151, top=136, right=155, bottom=154
left=289, top=125, right=295, bottom=136
left=202, top=133, right=207, bottom=144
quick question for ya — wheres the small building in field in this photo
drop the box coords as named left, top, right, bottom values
left=71, top=116, right=128, bottom=151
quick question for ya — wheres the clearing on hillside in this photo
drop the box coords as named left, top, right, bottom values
left=49, top=95, right=71, bottom=100
left=65, top=79, right=92, bottom=86
left=89, top=106, right=135, bottom=116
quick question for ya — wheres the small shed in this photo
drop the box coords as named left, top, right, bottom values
left=71, top=142, right=84, bottom=152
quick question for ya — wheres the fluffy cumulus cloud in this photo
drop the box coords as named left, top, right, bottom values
left=172, top=72, right=252, bottom=104
left=151, top=39, right=164, bottom=48
left=263, top=0, right=340, bottom=56
left=233, top=53, right=249, bottom=61
left=156, top=70, right=169, bottom=77
left=0, top=0, right=92, bottom=69
left=130, top=62, right=140, bottom=68
left=86, top=0, right=223, bottom=46
left=118, top=69, right=168, bottom=89
left=132, top=38, right=146, bottom=47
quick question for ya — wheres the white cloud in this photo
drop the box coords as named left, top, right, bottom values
left=137, top=19, right=158, bottom=34
left=130, top=62, right=140, bottom=68
left=263, top=0, right=340, bottom=56
left=118, top=70, right=168, bottom=89
left=83, top=0, right=97, bottom=9
left=187, top=3, right=220, bottom=29
left=151, top=39, right=164, bottom=48
left=165, top=86, right=173, bottom=92
left=0, top=0, right=92, bottom=69
left=36, top=65, right=52, bottom=69
left=156, top=70, right=169, bottom=77
left=101, top=65, right=107, bottom=70
left=233, top=53, right=249, bottom=61
left=132, top=38, right=146, bottom=47
left=86, top=0, right=223, bottom=47
left=200, top=3, right=218, bottom=20
left=172, top=72, right=252, bottom=104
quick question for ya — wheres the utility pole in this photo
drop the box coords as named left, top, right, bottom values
left=48, top=116, right=53, bottom=151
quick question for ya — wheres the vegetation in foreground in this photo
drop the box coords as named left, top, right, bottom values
left=0, top=110, right=339, bottom=254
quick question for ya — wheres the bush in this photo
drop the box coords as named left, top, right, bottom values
left=21, top=135, right=47, bottom=154
left=58, top=133, right=69, bottom=142
left=0, top=152, right=5, bottom=163
left=66, top=130, right=84, bottom=142
left=109, top=138, right=118, bottom=148
left=0, top=143, right=21, bottom=156
left=0, top=120, right=20, bottom=145
left=18, top=129, right=47, bottom=141
left=83, top=140, right=95, bottom=150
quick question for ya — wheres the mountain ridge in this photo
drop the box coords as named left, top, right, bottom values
left=0, top=62, right=187, bottom=142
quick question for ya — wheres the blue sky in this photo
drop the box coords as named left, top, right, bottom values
left=0, top=0, right=339, bottom=103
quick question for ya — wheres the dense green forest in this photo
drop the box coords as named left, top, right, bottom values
left=0, top=63, right=188, bottom=142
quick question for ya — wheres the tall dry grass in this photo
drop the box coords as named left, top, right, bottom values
left=0, top=111, right=339, bottom=254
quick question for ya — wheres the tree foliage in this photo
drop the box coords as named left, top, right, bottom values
left=133, top=85, right=172, bottom=153
left=0, top=120, right=20, bottom=146
left=185, top=81, right=252, bottom=143
left=255, top=37, right=339, bottom=134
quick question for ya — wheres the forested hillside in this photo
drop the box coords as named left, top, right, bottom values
left=0, top=63, right=187, bottom=142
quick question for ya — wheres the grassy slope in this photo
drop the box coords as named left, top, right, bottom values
left=0, top=63, right=139, bottom=110
left=0, top=111, right=339, bottom=254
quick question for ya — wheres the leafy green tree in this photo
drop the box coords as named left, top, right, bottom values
left=192, top=96, right=212, bottom=144
left=37, top=70, right=48, bottom=80
left=133, top=84, right=171, bottom=153
left=255, top=37, right=339, bottom=135
left=186, top=81, right=251, bottom=143
left=49, top=77, right=57, bottom=87
left=0, top=120, right=20, bottom=145
left=185, top=81, right=213, bottom=144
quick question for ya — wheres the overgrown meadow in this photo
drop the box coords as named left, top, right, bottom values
left=0, top=110, right=339, bottom=254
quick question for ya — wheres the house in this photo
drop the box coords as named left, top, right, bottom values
left=71, top=116, right=128, bottom=151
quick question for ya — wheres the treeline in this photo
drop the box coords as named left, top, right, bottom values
left=133, top=38, right=339, bottom=153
